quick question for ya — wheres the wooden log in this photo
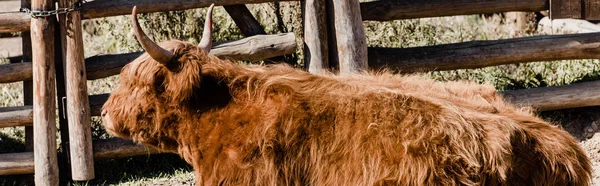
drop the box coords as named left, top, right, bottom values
left=58, top=0, right=95, bottom=180
left=360, top=0, right=549, bottom=21
left=80, top=0, right=293, bottom=19
left=85, top=33, right=296, bottom=80
left=0, top=62, right=31, bottom=84
left=88, top=94, right=108, bottom=117
left=0, top=12, right=29, bottom=33
left=303, top=0, right=329, bottom=74
left=1, top=33, right=296, bottom=82
left=31, top=0, right=59, bottom=184
left=330, top=0, right=367, bottom=74
left=550, top=0, right=581, bottom=19
left=0, top=152, right=34, bottom=175
left=223, top=5, right=266, bottom=36
left=368, top=32, right=600, bottom=73
left=0, top=106, right=33, bottom=128
left=211, top=33, right=296, bottom=61
left=584, top=0, right=600, bottom=20
left=502, top=81, right=600, bottom=111
left=93, top=138, right=160, bottom=160
left=85, top=52, right=141, bottom=80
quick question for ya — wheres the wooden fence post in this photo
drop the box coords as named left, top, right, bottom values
left=330, top=0, right=367, bottom=74
left=550, top=0, right=581, bottom=19
left=30, top=0, right=59, bottom=184
left=58, top=0, right=95, bottom=181
left=303, top=0, right=329, bottom=74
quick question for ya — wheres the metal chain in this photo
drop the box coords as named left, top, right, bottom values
left=19, top=0, right=86, bottom=18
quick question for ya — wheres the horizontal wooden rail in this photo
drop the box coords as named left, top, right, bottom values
left=79, top=0, right=293, bottom=19
left=0, top=62, right=32, bottom=83
left=0, top=138, right=162, bottom=176
left=0, top=0, right=553, bottom=33
left=89, top=93, right=108, bottom=116
left=0, top=33, right=296, bottom=83
left=360, top=0, right=548, bottom=21
left=0, top=12, right=29, bottom=33
left=502, top=81, right=600, bottom=111
left=0, top=106, right=33, bottom=128
left=93, top=138, right=161, bottom=160
left=368, top=32, right=600, bottom=73
left=0, top=152, right=34, bottom=175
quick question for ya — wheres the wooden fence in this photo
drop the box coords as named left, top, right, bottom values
left=0, top=0, right=599, bottom=184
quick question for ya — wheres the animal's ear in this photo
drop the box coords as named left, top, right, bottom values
left=198, top=4, right=214, bottom=53
left=131, top=6, right=174, bottom=66
left=162, top=56, right=203, bottom=103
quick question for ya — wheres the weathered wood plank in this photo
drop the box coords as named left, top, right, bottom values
left=0, top=12, right=29, bottom=33
left=80, top=0, right=294, bottom=19
left=303, top=0, right=329, bottom=74
left=93, top=138, right=161, bottom=160
left=502, top=81, right=600, bottom=111
left=584, top=0, right=600, bottom=20
left=0, top=62, right=32, bottom=83
left=0, top=106, right=33, bottom=128
left=368, top=32, right=600, bottom=73
left=331, top=0, right=367, bottom=74
left=360, top=0, right=549, bottom=21
left=58, top=0, right=95, bottom=180
left=211, top=33, right=296, bottom=61
left=550, top=0, right=581, bottom=19
left=31, top=0, right=59, bottom=184
left=0, top=152, right=34, bottom=175
left=1, top=33, right=296, bottom=83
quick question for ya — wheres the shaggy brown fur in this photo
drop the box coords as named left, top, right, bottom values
left=102, top=40, right=592, bottom=186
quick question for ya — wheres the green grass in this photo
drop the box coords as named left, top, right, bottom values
left=2, top=3, right=600, bottom=185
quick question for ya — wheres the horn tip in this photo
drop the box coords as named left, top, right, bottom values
left=132, top=6, right=138, bottom=15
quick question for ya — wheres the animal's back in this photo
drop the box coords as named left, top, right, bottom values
left=269, top=73, right=592, bottom=185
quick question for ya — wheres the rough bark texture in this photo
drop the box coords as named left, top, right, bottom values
left=0, top=13, right=29, bottom=33
left=360, top=0, right=549, bottom=21
left=331, top=0, right=368, bottom=74
left=31, top=0, right=59, bottom=184
left=303, top=0, right=329, bottom=74
left=80, top=0, right=294, bottom=19
left=58, top=0, right=95, bottom=180
left=368, top=32, right=600, bottom=73
left=0, top=106, right=33, bottom=128
left=93, top=138, right=161, bottom=159
left=502, top=81, right=600, bottom=111
left=550, top=0, right=581, bottom=19
left=0, top=152, right=34, bottom=175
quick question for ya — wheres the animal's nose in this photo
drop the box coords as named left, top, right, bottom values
left=101, top=109, right=107, bottom=117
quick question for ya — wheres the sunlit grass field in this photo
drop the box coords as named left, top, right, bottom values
left=1, top=2, right=600, bottom=185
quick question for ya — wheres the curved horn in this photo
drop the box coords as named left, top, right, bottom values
left=198, top=4, right=214, bottom=52
left=132, top=6, right=174, bottom=65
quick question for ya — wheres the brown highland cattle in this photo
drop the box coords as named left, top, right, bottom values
left=101, top=5, right=592, bottom=186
